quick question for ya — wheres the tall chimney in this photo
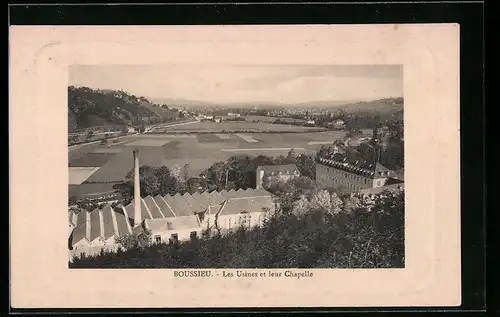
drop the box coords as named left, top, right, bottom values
left=133, top=149, right=141, bottom=227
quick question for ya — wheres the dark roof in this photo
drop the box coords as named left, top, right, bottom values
left=89, top=208, right=102, bottom=241
left=257, top=164, right=300, bottom=176
left=70, top=188, right=274, bottom=247
left=101, top=206, right=116, bottom=240
left=72, top=211, right=89, bottom=244
left=114, top=207, right=132, bottom=237
left=125, top=198, right=153, bottom=221
left=317, top=157, right=393, bottom=178
left=141, top=199, right=152, bottom=220
left=164, top=195, right=192, bottom=217
left=143, top=195, right=163, bottom=219
left=153, top=195, right=176, bottom=217
left=76, top=209, right=87, bottom=228
left=123, top=203, right=135, bottom=221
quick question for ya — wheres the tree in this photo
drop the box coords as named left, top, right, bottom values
left=185, top=177, right=208, bottom=194
left=100, top=134, right=109, bottom=146
left=329, top=192, right=343, bottom=215
left=120, top=126, right=129, bottom=136
left=115, top=229, right=152, bottom=251
left=70, top=190, right=405, bottom=269
left=68, top=135, right=78, bottom=145
left=310, top=190, right=332, bottom=211
left=85, top=131, right=94, bottom=141
left=113, top=165, right=183, bottom=204
left=285, top=148, right=297, bottom=164
left=291, top=195, right=310, bottom=216
left=295, top=154, right=316, bottom=179
left=342, top=195, right=360, bottom=214
left=201, top=161, right=227, bottom=191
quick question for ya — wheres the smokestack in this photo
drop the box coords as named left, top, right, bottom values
left=133, top=149, right=141, bottom=227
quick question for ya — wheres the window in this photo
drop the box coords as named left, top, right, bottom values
left=190, top=231, right=197, bottom=240
left=170, top=233, right=178, bottom=244
left=154, top=235, right=161, bottom=243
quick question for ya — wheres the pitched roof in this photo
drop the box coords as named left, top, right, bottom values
left=144, top=218, right=170, bottom=232
left=145, top=215, right=201, bottom=232
left=123, top=203, right=135, bottom=222
left=191, top=192, right=210, bottom=208
left=123, top=198, right=153, bottom=221
left=69, top=188, right=277, bottom=250
left=218, top=196, right=275, bottom=216
left=317, top=157, right=393, bottom=178
left=72, top=210, right=90, bottom=244
left=89, top=208, right=102, bottom=242
left=114, top=206, right=132, bottom=237
left=143, top=195, right=163, bottom=219
left=153, top=195, right=176, bottom=217
left=101, top=206, right=116, bottom=240
left=257, top=164, right=300, bottom=175
left=167, top=215, right=200, bottom=231
left=179, top=193, right=205, bottom=214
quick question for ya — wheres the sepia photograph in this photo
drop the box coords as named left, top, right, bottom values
left=10, top=23, right=463, bottom=308
left=67, top=64, right=405, bottom=269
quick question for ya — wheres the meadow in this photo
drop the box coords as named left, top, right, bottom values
left=151, top=122, right=325, bottom=134
left=68, top=131, right=347, bottom=197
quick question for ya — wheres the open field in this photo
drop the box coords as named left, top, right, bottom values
left=150, top=122, right=326, bottom=133
left=69, top=131, right=347, bottom=197
left=68, top=167, right=101, bottom=185
left=244, top=115, right=306, bottom=124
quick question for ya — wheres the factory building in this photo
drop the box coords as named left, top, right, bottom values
left=69, top=149, right=275, bottom=260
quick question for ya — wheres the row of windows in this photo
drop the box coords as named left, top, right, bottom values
left=228, top=214, right=261, bottom=228
left=153, top=231, right=198, bottom=244
left=320, top=166, right=370, bottom=184
left=317, top=175, right=365, bottom=191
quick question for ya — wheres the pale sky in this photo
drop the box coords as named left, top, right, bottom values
left=69, top=65, right=403, bottom=104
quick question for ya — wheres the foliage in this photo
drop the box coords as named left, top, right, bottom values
left=113, top=165, right=183, bottom=204
left=112, top=165, right=211, bottom=204
left=68, top=86, right=174, bottom=131
left=200, top=152, right=317, bottom=191
left=114, top=229, right=152, bottom=251
left=100, top=134, right=109, bottom=146
left=85, top=131, right=94, bottom=141
left=70, top=191, right=405, bottom=269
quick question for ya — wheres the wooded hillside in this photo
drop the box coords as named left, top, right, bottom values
left=68, top=86, right=179, bottom=132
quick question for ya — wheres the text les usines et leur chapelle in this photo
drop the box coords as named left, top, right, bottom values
left=173, top=270, right=314, bottom=279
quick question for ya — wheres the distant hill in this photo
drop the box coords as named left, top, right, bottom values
left=68, top=86, right=179, bottom=131
left=148, top=96, right=403, bottom=112
left=148, top=97, right=218, bottom=108
left=331, top=97, right=404, bottom=114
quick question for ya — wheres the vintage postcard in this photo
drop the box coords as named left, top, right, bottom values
left=10, top=24, right=461, bottom=308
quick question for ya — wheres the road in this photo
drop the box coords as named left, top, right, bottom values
left=68, top=133, right=138, bottom=152
left=146, top=119, right=200, bottom=132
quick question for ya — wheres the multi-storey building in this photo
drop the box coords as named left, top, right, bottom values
left=315, top=157, right=394, bottom=192
left=255, top=164, right=301, bottom=189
